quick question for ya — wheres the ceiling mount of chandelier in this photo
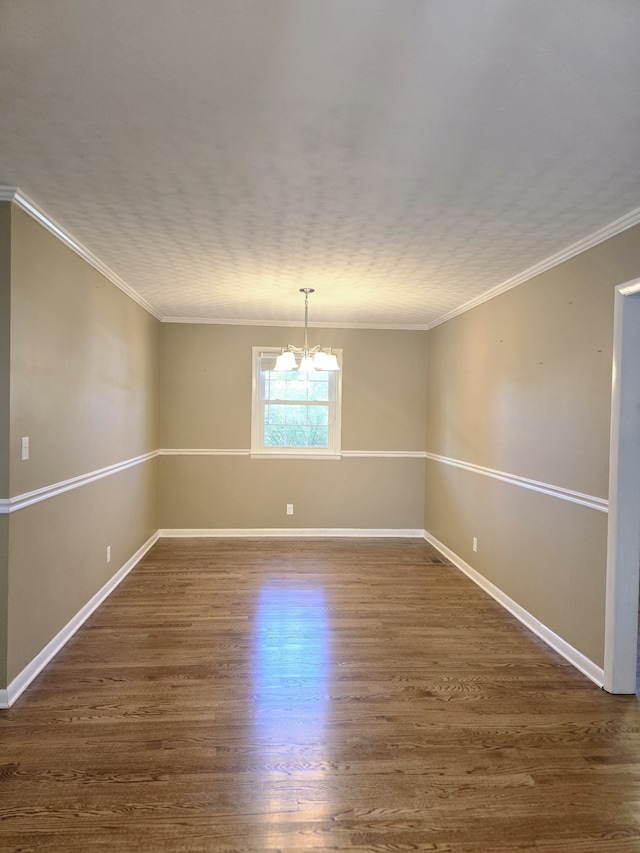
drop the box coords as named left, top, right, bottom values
left=273, top=288, right=339, bottom=373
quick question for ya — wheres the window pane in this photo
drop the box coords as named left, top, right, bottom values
left=265, top=404, right=309, bottom=426
left=264, top=425, right=329, bottom=448
left=263, top=403, right=330, bottom=448
left=287, top=377, right=314, bottom=400
left=284, top=425, right=328, bottom=447
left=267, top=377, right=290, bottom=400
left=264, top=424, right=287, bottom=446
left=284, top=425, right=308, bottom=446
left=262, top=368, right=329, bottom=402
left=307, top=378, right=329, bottom=401
left=264, top=404, right=286, bottom=425
left=307, top=425, right=328, bottom=446
left=308, top=405, right=329, bottom=425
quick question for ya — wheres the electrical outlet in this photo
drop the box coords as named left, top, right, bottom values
left=286, top=504, right=294, bottom=515
left=106, top=545, right=111, bottom=563
left=472, top=537, right=478, bottom=553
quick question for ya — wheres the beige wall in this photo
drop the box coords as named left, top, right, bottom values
left=159, top=456, right=425, bottom=530
left=425, top=223, right=640, bottom=666
left=159, top=323, right=428, bottom=530
left=7, top=461, right=158, bottom=680
left=0, top=204, right=10, bottom=497
left=2, top=205, right=161, bottom=688
left=10, top=209, right=159, bottom=495
left=425, top=460, right=608, bottom=664
left=160, top=324, right=428, bottom=451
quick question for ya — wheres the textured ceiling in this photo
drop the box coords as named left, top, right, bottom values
left=1, top=0, right=640, bottom=327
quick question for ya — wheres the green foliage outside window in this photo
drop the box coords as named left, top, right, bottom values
left=262, top=368, right=330, bottom=448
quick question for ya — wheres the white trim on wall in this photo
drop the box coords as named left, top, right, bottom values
left=159, top=448, right=428, bottom=461
left=0, top=532, right=159, bottom=709
left=159, top=449, right=425, bottom=458
left=423, top=530, right=605, bottom=689
left=2, top=449, right=607, bottom=514
left=1, top=449, right=428, bottom=513
left=426, top=452, right=608, bottom=513
left=159, top=448, right=251, bottom=456
left=0, top=451, right=158, bottom=513
left=342, top=450, right=426, bottom=459
left=160, top=528, right=425, bottom=538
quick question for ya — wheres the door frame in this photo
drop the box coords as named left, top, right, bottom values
left=604, top=277, right=640, bottom=693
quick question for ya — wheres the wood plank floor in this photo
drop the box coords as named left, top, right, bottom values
left=2, top=537, right=640, bottom=852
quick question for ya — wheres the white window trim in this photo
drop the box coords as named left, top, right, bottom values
left=251, top=346, right=343, bottom=459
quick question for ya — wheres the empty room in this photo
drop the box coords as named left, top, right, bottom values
left=2, top=1, right=640, bottom=850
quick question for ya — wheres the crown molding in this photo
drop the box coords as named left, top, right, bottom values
left=0, top=186, right=162, bottom=320
left=427, top=203, right=640, bottom=329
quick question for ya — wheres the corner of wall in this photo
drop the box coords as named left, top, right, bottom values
left=0, top=201, right=11, bottom=690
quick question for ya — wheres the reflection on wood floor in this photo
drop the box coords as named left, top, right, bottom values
left=1, top=537, right=640, bottom=852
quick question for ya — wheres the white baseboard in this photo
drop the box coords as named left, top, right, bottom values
left=159, top=527, right=425, bottom=538
left=0, top=531, right=160, bottom=709
left=423, top=530, right=605, bottom=689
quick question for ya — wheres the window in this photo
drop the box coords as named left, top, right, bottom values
left=251, top=347, right=342, bottom=458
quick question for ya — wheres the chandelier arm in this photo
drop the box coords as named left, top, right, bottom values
left=287, top=344, right=320, bottom=355
left=275, top=289, right=338, bottom=372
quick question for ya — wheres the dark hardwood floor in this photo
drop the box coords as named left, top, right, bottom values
left=1, top=537, right=640, bottom=852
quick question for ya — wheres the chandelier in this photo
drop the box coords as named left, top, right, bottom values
left=273, top=288, right=340, bottom=373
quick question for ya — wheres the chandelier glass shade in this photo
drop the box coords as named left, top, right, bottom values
left=273, top=289, right=340, bottom=373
